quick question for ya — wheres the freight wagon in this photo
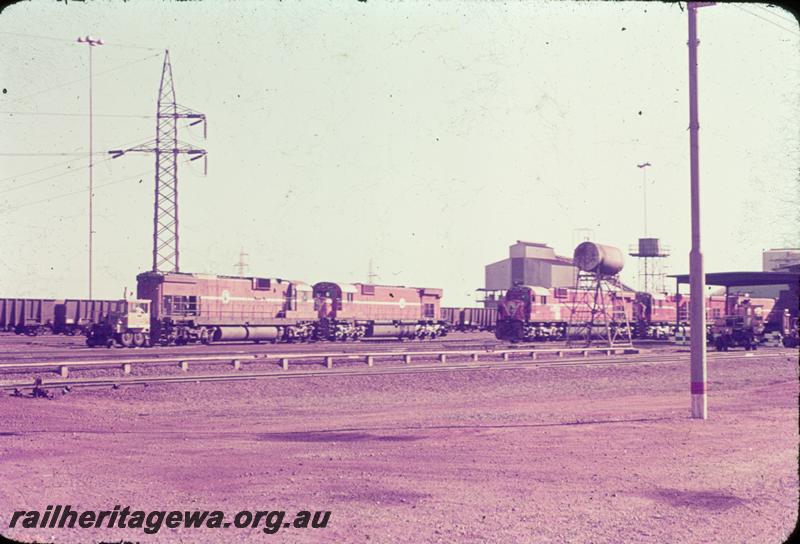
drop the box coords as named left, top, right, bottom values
left=440, top=307, right=497, bottom=332
left=0, top=298, right=132, bottom=336
left=0, top=298, right=57, bottom=335
left=54, top=299, right=126, bottom=335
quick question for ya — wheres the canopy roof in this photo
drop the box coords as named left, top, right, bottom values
left=669, top=271, right=799, bottom=288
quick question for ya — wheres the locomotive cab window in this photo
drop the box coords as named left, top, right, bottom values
left=253, top=278, right=271, bottom=290
left=361, top=285, right=375, bottom=295
left=130, top=302, right=149, bottom=313
left=346, top=293, right=354, bottom=302
left=423, top=303, right=435, bottom=318
left=162, top=295, right=199, bottom=316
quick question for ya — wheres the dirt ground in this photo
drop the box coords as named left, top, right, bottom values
left=0, top=349, right=797, bottom=543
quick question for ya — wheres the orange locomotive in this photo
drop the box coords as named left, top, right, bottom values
left=86, top=271, right=447, bottom=347
left=493, top=284, right=778, bottom=342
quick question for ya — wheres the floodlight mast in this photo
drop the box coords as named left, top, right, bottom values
left=77, top=35, right=103, bottom=298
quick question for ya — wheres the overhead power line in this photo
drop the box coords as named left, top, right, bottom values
left=1, top=168, right=152, bottom=213
left=0, top=136, right=160, bottom=185
left=1, top=111, right=154, bottom=119
left=0, top=31, right=162, bottom=51
left=0, top=155, right=115, bottom=195
left=754, top=4, right=799, bottom=26
left=733, top=4, right=800, bottom=37
left=5, top=52, right=162, bottom=105
left=1, top=156, right=200, bottom=213
left=0, top=152, right=114, bottom=157
left=0, top=155, right=85, bottom=184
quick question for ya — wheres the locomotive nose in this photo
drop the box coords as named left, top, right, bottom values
left=317, top=296, right=334, bottom=319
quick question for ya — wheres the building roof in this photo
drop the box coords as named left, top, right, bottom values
left=519, top=285, right=551, bottom=296
left=669, top=271, right=800, bottom=287
left=777, top=263, right=800, bottom=273
left=515, top=240, right=550, bottom=248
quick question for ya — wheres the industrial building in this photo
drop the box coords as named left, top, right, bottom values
left=712, top=249, right=800, bottom=301
left=480, top=241, right=578, bottom=308
left=763, top=248, right=800, bottom=273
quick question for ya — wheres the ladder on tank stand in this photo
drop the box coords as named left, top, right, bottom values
left=566, top=271, right=633, bottom=348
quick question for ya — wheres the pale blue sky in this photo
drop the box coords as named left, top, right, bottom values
left=1, top=1, right=798, bottom=305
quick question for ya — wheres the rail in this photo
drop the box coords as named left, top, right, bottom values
left=0, top=345, right=639, bottom=377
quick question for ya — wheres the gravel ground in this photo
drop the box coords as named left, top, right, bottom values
left=0, top=349, right=797, bottom=543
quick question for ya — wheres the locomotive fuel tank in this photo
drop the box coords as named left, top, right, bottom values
left=213, top=325, right=280, bottom=342
left=573, top=242, right=625, bottom=276
left=369, top=323, right=419, bottom=338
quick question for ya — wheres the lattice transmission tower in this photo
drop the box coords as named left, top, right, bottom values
left=234, top=248, right=249, bottom=276
left=110, top=50, right=207, bottom=273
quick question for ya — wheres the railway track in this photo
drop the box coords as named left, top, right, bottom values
left=2, top=348, right=792, bottom=393
left=0, top=330, right=683, bottom=361
left=0, top=336, right=537, bottom=362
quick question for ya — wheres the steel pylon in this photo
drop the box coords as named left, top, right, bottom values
left=109, top=50, right=207, bottom=273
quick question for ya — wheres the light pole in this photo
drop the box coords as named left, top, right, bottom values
left=636, top=162, right=652, bottom=237
left=687, top=3, right=713, bottom=419
left=77, top=35, right=103, bottom=299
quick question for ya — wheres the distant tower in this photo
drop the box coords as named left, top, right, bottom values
left=234, top=248, right=249, bottom=276
left=629, top=162, right=669, bottom=293
left=109, top=50, right=208, bottom=273
left=367, top=259, right=378, bottom=284
left=629, top=238, right=670, bottom=293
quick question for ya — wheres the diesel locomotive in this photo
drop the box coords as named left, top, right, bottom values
left=85, top=271, right=447, bottom=347
left=489, top=242, right=780, bottom=343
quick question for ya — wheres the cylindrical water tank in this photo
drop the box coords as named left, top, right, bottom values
left=573, top=242, right=625, bottom=275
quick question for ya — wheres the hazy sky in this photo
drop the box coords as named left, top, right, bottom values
left=1, top=1, right=798, bottom=306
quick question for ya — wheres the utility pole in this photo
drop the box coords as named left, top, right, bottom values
left=77, top=35, right=103, bottom=298
left=234, top=248, right=249, bottom=276
left=109, top=50, right=207, bottom=273
left=637, top=162, right=653, bottom=293
left=688, top=2, right=714, bottom=419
